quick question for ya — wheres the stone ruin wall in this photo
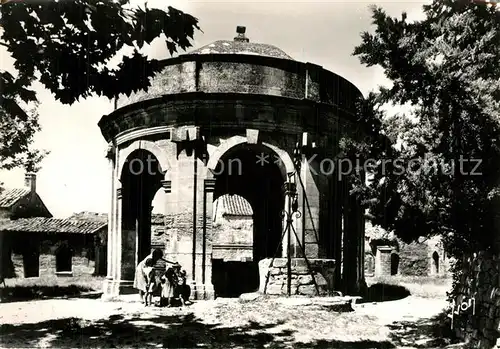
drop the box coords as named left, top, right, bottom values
left=452, top=251, right=500, bottom=349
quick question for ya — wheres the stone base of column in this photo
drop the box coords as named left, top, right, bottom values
left=189, top=281, right=215, bottom=300
left=101, top=278, right=136, bottom=301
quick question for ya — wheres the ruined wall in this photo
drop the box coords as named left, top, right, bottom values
left=398, top=241, right=429, bottom=276
left=451, top=252, right=500, bottom=349
left=12, top=254, right=95, bottom=277
left=212, top=215, right=253, bottom=261
left=258, top=258, right=335, bottom=296
left=10, top=233, right=98, bottom=278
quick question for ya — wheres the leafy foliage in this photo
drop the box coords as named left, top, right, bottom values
left=349, top=0, right=500, bottom=258
left=0, top=104, right=48, bottom=172
left=0, top=0, right=200, bottom=172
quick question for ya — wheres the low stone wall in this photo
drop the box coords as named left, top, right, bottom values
left=258, top=258, right=335, bottom=296
left=452, top=251, right=500, bottom=349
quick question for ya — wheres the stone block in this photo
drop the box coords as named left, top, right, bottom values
left=270, top=267, right=281, bottom=275
left=298, top=275, right=313, bottom=285
left=292, top=259, right=307, bottom=268
left=266, top=285, right=283, bottom=295
left=295, top=266, right=310, bottom=275
left=273, top=259, right=287, bottom=268
left=314, top=274, right=328, bottom=287
left=298, top=285, right=318, bottom=296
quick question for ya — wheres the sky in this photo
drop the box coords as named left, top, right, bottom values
left=0, top=0, right=428, bottom=218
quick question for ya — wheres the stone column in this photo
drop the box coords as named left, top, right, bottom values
left=106, top=158, right=115, bottom=278
left=201, top=178, right=216, bottom=299
left=297, top=154, right=320, bottom=258
left=332, top=175, right=343, bottom=290
left=342, top=180, right=361, bottom=295
left=161, top=179, right=171, bottom=255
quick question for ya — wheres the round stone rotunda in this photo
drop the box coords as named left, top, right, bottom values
left=99, top=27, right=366, bottom=300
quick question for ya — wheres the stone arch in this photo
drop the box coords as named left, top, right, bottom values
left=207, top=135, right=295, bottom=178
left=118, top=140, right=171, bottom=177
left=364, top=252, right=375, bottom=276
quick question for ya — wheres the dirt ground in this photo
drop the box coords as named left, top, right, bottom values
left=0, top=292, right=461, bottom=349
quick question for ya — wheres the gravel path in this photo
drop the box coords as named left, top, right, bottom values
left=0, top=295, right=451, bottom=348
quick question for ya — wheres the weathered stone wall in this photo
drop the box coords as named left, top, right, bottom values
left=258, top=258, right=335, bottom=296
left=116, top=56, right=361, bottom=111
left=12, top=253, right=95, bottom=277
left=374, top=247, right=393, bottom=277
left=212, top=215, right=253, bottom=261
left=451, top=252, right=500, bottom=349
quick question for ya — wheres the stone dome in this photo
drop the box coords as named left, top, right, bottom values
left=187, top=40, right=293, bottom=60
left=187, top=26, right=293, bottom=60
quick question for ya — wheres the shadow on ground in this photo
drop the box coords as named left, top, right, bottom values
left=0, top=286, right=101, bottom=303
left=388, top=309, right=464, bottom=348
left=0, top=313, right=396, bottom=348
left=360, top=283, right=411, bottom=303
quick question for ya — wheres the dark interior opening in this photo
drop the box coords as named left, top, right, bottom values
left=211, top=144, right=285, bottom=298
left=390, top=253, right=400, bottom=276
left=55, top=244, right=72, bottom=272
left=120, top=149, right=163, bottom=272
left=433, top=251, right=439, bottom=274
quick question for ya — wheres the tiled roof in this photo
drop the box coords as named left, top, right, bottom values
left=189, top=40, right=293, bottom=60
left=221, top=194, right=253, bottom=216
left=0, top=188, right=30, bottom=208
left=0, top=217, right=107, bottom=234
left=67, top=211, right=108, bottom=223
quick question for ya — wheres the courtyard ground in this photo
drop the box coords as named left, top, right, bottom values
left=0, top=275, right=464, bottom=348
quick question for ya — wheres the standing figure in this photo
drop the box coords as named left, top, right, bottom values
left=143, top=258, right=155, bottom=306
left=133, top=249, right=164, bottom=304
left=161, top=262, right=177, bottom=307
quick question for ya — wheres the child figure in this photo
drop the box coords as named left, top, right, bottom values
left=173, top=264, right=187, bottom=306
left=143, top=258, right=155, bottom=306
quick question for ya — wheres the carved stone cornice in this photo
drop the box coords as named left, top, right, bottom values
left=116, top=188, right=122, bottom=199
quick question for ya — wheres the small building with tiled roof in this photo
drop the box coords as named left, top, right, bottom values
left=0, top=173, right=52, bottom=219
left=0, top=213, right=108, bottom=279
left=212, top=194, right=253, bottom=263
left=0, top=173, right=109, bottom=279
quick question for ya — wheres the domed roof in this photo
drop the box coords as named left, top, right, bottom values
left=186, top=26, right=293, bottom=60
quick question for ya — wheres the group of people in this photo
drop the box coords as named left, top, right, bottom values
left=133, top=249, right=192, bottom=307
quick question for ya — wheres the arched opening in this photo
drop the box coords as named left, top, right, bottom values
left=432, top=251, right=439, bottom=275
left=212, top=194, right=254, bottom=297
left=364, top=253, right=375, bottom=276
left=390, top=253, right=399, bottom=276
left=120, top=149, right=164, bottom=280
left=55, top=243, right=73, bottom=273
left=151, top=188, right=168, bottom=253
left=211, top=143, right=286, bottom=297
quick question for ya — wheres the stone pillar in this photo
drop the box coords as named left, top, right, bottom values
left=160, top=179, right=172, bottom=250
left=200, top=178, right=216, bottom=299
left=120, top=183, right=136, bottom=282
left=332, top=175, right=343, bottom=289
left=102, top=180, right=127, bottom=299
left=298, top=154, right=320, bottom=258
left=106, top=158, right=115, bottom=278
left=342, top=180, right=361, bottom=295
left=375, top=246, right=392, bottom=277
left=166, top=131, right=213, bottom=299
